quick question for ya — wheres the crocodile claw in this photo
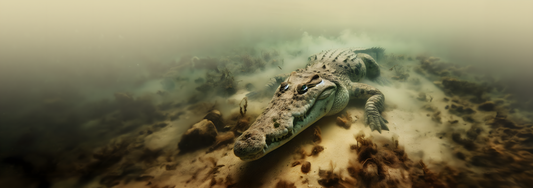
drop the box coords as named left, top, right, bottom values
left=365, top=112, right=389, bottom=133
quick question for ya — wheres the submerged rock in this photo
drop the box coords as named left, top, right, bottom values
left=203, top=110, right=225, bottom=132
left=178, top=119, right=218, bottom=152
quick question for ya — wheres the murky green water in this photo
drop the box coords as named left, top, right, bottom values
left=0, top=1, right=532, bottom=187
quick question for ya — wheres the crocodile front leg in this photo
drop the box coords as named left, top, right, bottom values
left=350, top=83, right=389, bottom=133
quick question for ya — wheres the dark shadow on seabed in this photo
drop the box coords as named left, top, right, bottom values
left=232, top=113, right=346, bottom=187
left=232, top=122, right=320, bottom=187
left=234, top=156, right=279, bottom=187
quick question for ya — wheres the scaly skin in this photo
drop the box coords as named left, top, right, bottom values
left=234, top=48, right=389, bottom=161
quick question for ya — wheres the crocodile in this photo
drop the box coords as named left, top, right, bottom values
left=234, top=48, right=389, bottom=161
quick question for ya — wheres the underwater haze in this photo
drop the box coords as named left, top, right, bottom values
left=1, top=1, right=533, bottom=188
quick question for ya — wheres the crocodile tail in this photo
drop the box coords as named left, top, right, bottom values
left=352, top=47, right=385, bottom=61
left=356, top=48, right=390, bottom=86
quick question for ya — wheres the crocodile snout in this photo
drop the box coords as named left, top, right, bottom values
left=233, top=129, right=266, bottom=160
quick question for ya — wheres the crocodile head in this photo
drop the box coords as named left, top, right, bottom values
left=234, top=70, right=338, bottom=161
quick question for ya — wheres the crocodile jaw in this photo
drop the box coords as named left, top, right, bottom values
left=234, top=77, right=337, bottom=161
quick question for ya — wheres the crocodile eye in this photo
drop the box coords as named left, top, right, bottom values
left=280, top=82, right=289, bottom=91
left=298, top=85, right=308, bottom=94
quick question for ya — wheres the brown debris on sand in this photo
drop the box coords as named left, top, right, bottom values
left=313, top=127, right=322, bottom=144
left=317, top=169, right=347, bottom=187
left=457, top=113, right=533, bottom=186
left=423, top=109, right=533, bottom=187
left=349, top=134, right=398, bottom=187
left=317, top=161, right=356, bottom=188
left=410, top=56, right=533, bottom=186
left=309, top=145, right=325, bottom=157
left=419, top=161, right=446, bottom=188
left=301, top=161, right=311, bottom=174
left=275, top=180, right=297, bottom=188
left=336, top=111, right=353, bottom=129
left=422, top=104, right=442, bottom=123
left=342, top=133, right=478, bottom=187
